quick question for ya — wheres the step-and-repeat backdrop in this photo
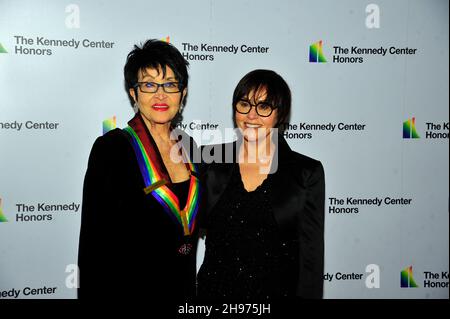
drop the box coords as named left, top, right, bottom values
left=0, top=0, right=448, bottom=299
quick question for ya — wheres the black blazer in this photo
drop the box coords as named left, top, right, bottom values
left=201, top=135, right=325, bottom=298
left=78, top=128, right=200, bottom=300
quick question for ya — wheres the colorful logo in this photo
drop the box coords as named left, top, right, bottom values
left=309, top=40, right=326, bottom=63
left=161, top=36, right=170, bottom=43
left=102, top=116, right=117, bottom=135
left=401, top=266, right=419, bottom=288
left=0, top=198, right=8, bottom=222
left=0, top=43, right=7, bottom=53
left=403, top=117, right=420, bottom=138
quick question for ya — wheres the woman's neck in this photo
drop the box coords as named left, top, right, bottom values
left=240, top=132, right=276, bottom=165
left=142, top=116, right=172, bottom=143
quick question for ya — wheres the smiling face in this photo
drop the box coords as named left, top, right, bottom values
left=235, top=86, right=278, bottom=142
left=129, top=66, right=186, bottom=128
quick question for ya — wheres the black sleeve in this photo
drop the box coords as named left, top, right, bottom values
left=297, top=161, right=325, bottom=298
left=77, top=136, right=116, bottom=298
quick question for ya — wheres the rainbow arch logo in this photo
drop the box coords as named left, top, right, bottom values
left=401, top=266, right=418, bottom=288
left=309, top=40, right=326, bottom=63
left=161, top=36, right=170, bottom=43
left=102, top=116, right=117, bottom=135
left=0, top=198, right=8, bottom=222
left=403, top=117, right=420, bottom=138
left=0, top=43, right=7, bottom=53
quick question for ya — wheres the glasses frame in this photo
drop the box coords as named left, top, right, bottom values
left=235, top=99, right=277, bottom=117
left=134, top=81, right=181, bottom=94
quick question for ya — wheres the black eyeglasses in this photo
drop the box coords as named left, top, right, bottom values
left=235, top=99, right=277, bottom=117
left=134, top=81, right=181, bottom=93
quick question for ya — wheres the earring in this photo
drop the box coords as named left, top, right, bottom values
left=178, top=105, right=184, bottom=114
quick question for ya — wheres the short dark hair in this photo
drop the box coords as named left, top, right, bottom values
left=232, top=69, right=291, bottom=128
left=124, top=39, right=189, bottom=106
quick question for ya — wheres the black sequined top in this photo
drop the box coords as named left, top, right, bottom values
left=197, top=164, right=288, bottom=299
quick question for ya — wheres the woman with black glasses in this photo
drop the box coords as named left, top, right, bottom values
left=78, top=39, right=201, bottom=300
left=197, top=69, right=325, bottom=299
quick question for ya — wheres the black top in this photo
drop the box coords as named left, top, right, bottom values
left=171, top=179, right=190, bottom=210
left=200, top=136, right=325, bottom=298
left=78, top=128, right=199, bottom=301
left=198, top=164, right=291, bottom=299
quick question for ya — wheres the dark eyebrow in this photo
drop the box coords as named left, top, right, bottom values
left=242, top=96, right=269, bottom=104
left=140, top=76, right=177, bottom=82
left=140, top=74, right=156, bottom=81
left=139, top=68, right=177, bottom=82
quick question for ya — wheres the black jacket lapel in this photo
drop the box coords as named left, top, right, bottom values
left=201, top=142, right=239, bottom=218
left=269, top=135, right=300, bottom=240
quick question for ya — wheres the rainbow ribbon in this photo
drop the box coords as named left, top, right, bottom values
left=124, top=126, right=200, bottom=236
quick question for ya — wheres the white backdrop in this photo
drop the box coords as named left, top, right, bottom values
left=0, top=0, right=448, bottom=299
